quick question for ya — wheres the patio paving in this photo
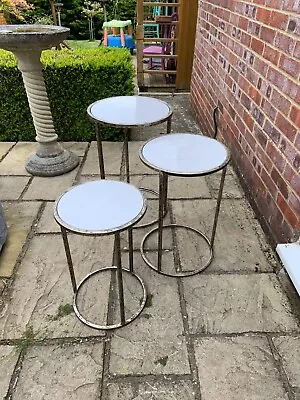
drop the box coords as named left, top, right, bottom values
left=0, top=94, right=299, bottom=400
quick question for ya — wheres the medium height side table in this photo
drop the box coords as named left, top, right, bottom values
left=54, top=180, right=147, bottom=330
left=139, top=133, right=231, bottom=277
left=87, top=95, right=173, bottom=227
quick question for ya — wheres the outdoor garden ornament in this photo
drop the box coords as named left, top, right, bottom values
left=0, top=24, right=79, bottom=176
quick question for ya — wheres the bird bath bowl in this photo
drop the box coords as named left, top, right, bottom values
left=0, top=25, right=79, bottom=176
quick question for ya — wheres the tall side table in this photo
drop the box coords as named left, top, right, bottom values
left=139, top=133, right=231, bottom=277
left=87, top=95, right=173, bottom=228
left=54, top=180, right=147, bottom=330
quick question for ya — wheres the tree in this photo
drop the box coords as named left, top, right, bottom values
left=81, top=1, right=103, bottom=40
left=0, top=0, right=33, bottom=23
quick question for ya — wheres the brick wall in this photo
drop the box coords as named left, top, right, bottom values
left=190, top=0, right=300, bottom=245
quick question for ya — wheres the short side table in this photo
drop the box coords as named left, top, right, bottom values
left=139, top=133, right=231, bottom=277
left=87, top=95, right=173, bottom=228
left=54, top=180, right=147, bottom=330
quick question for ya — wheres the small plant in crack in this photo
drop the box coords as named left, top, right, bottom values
left=141, top=293, right=153, bottom=308
left=48, top=303, right=73, bottom=321
left=154, top=355, right=168, bottom=367
left=14, top=326, right=39, bottom=351
left=140, top=313, right=152, bottom=319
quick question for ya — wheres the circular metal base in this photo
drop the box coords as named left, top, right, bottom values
left=73, top=267, right=147, bottom=330
left=134, top=187, right=168, bottom=229
left=26, top=149, right=79, bottom=177
left=140, top=224, right=213, bottom=277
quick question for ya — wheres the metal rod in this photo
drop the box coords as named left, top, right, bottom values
left=167, top=116, right=172, bottom=134
left=61, top=227, right=77, bottom=293
left=95, top=123, right=105, bottom=179
left=211, top=167, right=227, bottom=247
left=115, top=232, right=125, bottom=325
left=157, top=172, right=167, bottom=272
left=124, top=128, right=130, bottom=183
left=213, top=107, right=218, bottom=139
left=128, top=228, right=134, bottom=272
left=164, top=174, right=169, bottom=215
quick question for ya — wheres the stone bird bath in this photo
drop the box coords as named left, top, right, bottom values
left=0, top=25, right=79, bottom=176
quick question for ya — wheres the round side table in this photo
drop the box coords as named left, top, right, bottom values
left=87, top=95, right=173, bottom=228
left=54, top=180, right=147, bottom=330
left=139, top=133, right=231, bottom=277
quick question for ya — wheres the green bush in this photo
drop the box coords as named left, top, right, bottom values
left=0, top=46, right=135, bottom=142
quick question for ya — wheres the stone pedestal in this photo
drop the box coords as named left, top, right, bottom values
left=0, top=25, right=79, bottom=176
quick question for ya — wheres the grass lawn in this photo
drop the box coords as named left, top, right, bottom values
left=66, top=40, right=102, bottom=49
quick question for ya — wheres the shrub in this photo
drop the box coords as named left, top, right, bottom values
left=0, top=46, right=135, bottom=142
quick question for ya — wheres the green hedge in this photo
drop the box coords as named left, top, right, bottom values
left=0, top=47, right=135, bottom=142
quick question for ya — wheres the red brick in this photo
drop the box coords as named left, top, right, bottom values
left=238, top=16, right=248, bottom=30
left=261, top=99, right=277, bottom=121
left=249, top=86, right=261, bottom=105
left=281, top=0, right=300, bottom=13
left=290, top=105, right=300, bottom=128
left=254, top=57, right=268, bottom=77
left=271, top=167, right=289, bottom=198
left=271, top=90, right=291, bottom=115
left=276, top=113, right=297, bottom=142
left=260, top=26, right=276, bottom=45
left=267, top=67, right=286, bottom=92
left=279, top=54, right=300, bottom=79
left=277, top=192, right=298, bottom=228
left=263, top=119, right=281, bottom=143
left=263, top=44, right=280, bottom=65
left=261, top=168, right=278, bottom=198
left=288, top=191, right=300, bottom=218
left=243, top=110, right=254, bottom=130
left=254, top=125, right=268, bottom=149
left=285, top=80, right=300, bottom=104
left=266, top=141, right=286, bottom=172
left=294, top=41, right=300, bottom=60
left=269, top=11, right=289, bottom=30
left=256, top=7, right=271, bottom=24
left=275, top=32, right=295, bottom=56
left=241, top=32, right=251, bottom=47
left=279, top=137, right=298, bottom=168
left=250, top=37, right=265, bottom=55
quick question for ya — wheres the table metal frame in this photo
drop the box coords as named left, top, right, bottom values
left=87, top=96, right=173, bottom=228
left=139, top=134, right=231, bottom=277
left=54, top=182, right=148, bottom=330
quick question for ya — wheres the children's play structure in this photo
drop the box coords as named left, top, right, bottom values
left=103, top=19, right=135, bottom=54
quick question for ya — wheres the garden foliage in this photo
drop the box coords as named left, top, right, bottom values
left=0, top=46, right=135, bottom=142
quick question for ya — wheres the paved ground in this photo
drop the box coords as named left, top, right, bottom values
left=0, top=94, right=300, bottom=400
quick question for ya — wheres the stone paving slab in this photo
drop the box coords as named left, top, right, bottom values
left=194, top=336, right=289, bottom=400
left=272, top=336, right=300, bottom=390
left=0, top=235, right=114, bottom=339
left=13, top=343, right=103, bottom=399
left=128, top=141, right=157, bottom=175
left=0, top=201, right=41, bottom=278
left=0, top=142, right=15, bottom=160
left=0, top=176, right=30, bottom=200
left=172, top=199, right=274, bottom=273
left=81, top=141, right=123, bottom=176
left=107, top=380, right=195, bottom=399
left=129, top=175, right=211, bottom=199
left=0, top=345, right=19, bottom=399
left=0, top=142, right=36, bottom=175
left=23, top=168, right=78, bottom=201
left=63, top=142, right=89, bottom=157
left=184, top=274, right=299, bottom=334
left=110, top=253, right=190, bottom=376
left=120, top=199, right=172, bottom=251
left=205, top=172, right=244, bottom=199
left=36, top=202, right=57, bottom=233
